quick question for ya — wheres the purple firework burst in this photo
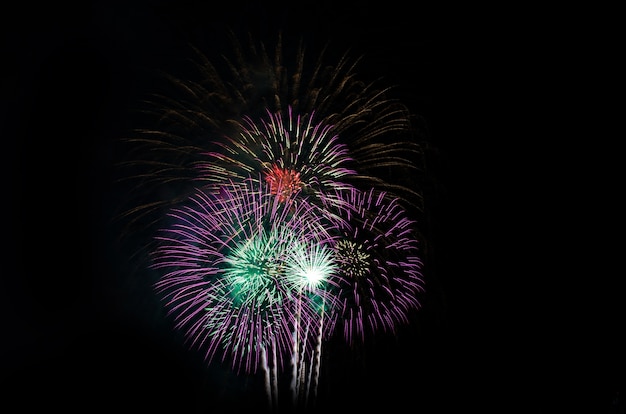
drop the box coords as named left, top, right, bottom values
left=150, top=177, right=340, bottom=374
left=326, top=187, right=425, bottom=346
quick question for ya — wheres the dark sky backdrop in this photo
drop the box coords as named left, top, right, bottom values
left=2, top=1, right=623, bottom=413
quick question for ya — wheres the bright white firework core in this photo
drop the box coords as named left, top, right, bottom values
left=286, top=242, right=336, bottom=291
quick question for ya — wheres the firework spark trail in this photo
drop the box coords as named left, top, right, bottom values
left=271, top=343, right=279, bottom=410
left=312, top=304, right=324, bottom=406
left=298, top=324, right=308, bottom=399
left=261, top=344, right=273, bottom=411
left=290, top=301, right=300, bottom=407
left=300, top=298, right=325, bottom=410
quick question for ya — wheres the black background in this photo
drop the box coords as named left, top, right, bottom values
left=2, top=1, right=623, bottom=413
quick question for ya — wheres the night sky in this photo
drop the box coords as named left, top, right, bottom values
left=2, top=1, right=623, bottom=413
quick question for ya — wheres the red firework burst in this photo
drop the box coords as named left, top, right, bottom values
left=264, top=164, right=304, bottom=202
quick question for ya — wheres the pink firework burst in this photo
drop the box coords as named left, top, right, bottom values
left=150, top=177, right=340, bottom=375
left=326, top=187, right=425, bottom=346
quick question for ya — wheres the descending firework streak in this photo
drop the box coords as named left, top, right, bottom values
left=118, top=30, right=427, bottom=412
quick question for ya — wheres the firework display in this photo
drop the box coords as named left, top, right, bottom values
left=120, top=32, right=426, bottom=412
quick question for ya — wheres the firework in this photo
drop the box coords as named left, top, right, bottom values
left=116, top=29, right=427, bottom=413
left=197, top=106, right=359, bottom=225
left=326, top=187, right=425, bottom=347
left=117, top=31, right=423, bottom=241
left=150, top=178, right=337, bottom=371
